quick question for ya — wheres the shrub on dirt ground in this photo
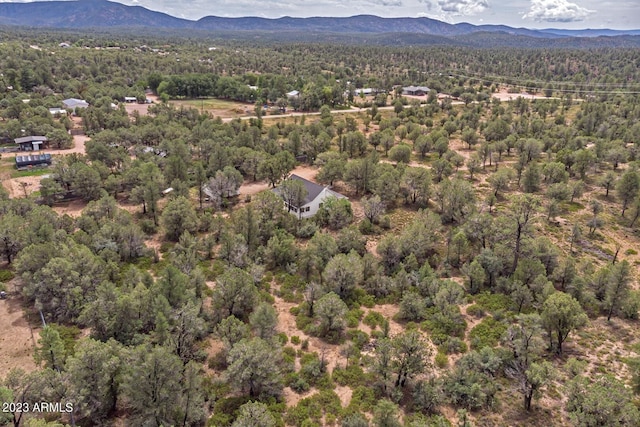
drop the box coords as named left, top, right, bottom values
left=332, top=364, right=372, bottom=388
left=468, top=317, right=507, bottom=350
left=0, top=269, right=14, bottom=282
left=363, top=311, right=385, bottom=329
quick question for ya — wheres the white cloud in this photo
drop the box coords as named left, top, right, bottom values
left=523, top=0, right=595, bottom=22
left=368, top=0, right=404, bottom=6
left=438, top=0, right=489, bottom=15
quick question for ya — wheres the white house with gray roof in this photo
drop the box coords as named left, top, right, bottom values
left=274, top=174, right=348, bottom=218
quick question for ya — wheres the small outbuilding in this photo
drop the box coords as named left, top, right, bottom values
left=49, top=107, right=67, bottom=116
left=15, top=153, right=52, bottom=169
left=14, top=136, right=48, bottom=151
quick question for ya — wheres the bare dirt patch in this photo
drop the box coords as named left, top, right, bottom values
left=335, top=385, right=353, bottom=408
left=369, top=304, right=402, bottom=336
left=3, top=175, right=44, bottom=198
left=124, top=95, right=158, bottom=117
left=283, top=386, right=318, bottom=407
left=492, top=88, right=556, bottom=102
left=50, top=199, right=87, bottom=218
left=0, top=286, right=40, bottom=373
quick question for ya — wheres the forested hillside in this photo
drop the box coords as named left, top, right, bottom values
left=0, top=31, right=639, bottom=427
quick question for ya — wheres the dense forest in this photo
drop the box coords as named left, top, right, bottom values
left=1, top=30, right=640, bottom=427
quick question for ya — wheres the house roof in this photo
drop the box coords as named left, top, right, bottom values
left=403, top=86, right=430, bottom=93
left=289, top=174, right=325, bottom=205
left=15, top=153, right=51, bottom=166
left=62, top=98, right=89, bottom=108
left=15, top=136, right=48, bottom=144
left=282, top=174, right=347, bottom=206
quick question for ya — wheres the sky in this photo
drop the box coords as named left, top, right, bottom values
left=5, top=0, right=640, bottom=29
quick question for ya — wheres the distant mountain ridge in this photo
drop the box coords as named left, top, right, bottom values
left=0, top=0, right=638, bottom=43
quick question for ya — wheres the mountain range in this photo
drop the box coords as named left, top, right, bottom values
left=0, top=0, right=639, bottom=46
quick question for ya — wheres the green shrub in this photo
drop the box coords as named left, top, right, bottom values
left=159, top=241, right=173, bottom=253
left=300, top=353, right=333, bottom=389
left=283, top=346, right=297, bottom=361
left=301, top=339, right=309, bottom=350
left=346, top=386, right=377, bottom=413
left=286, top=397, right=322, bottom=427
left=358, top=218, right=374, bottom=235
left=465, top=304, right=485, bottom=318
left=355, top=292, right=376, bottom=308
left=201, top=377, right=230, bottom=402
left=363, top=311, right=385, bottom=329
left=297, top=221, right=319, bottom=238
left=346, top=308, right=364, bottom=328
left=139, top=218, right=157, bottom=235
left=332, top=364, right=371, bottom=388
left=412, top=380, right=443, bottom=415
left=370, top=330, right=385, bottom=340
left=209, top=396, right=252, bottom=427
left=0, top=269, right=15, bottom=282
left=435, top=352, right=448, bottom=369
left=407, top=414, right=452, bottom=427
left=422, top=307, right=467, bottom=344
left=295, top=312, right=314, bottom=332
left=468, top=317, right=507, bottom=350
left=290, top=374, right=311, bottom=393
left=285, top=390, right=341, bottom=427
left=291, top=335, right=301, bottom=345
left=474, top=292, right=513, bottom=314
left=566, top=357, right=588, bottom=377
left=277, top=332, right=289, bottom=345
left=625, top=248, right=638, bottom=256
left=210, top=259, right=226, bottom=278
left=439, top=337, right=468, bottom=355
left=346, top=330, right=369, bottom=350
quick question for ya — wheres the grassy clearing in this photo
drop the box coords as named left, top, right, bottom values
left=171, top=98, right=251, bottom=114
left=11, top=168, right=51, bottom=178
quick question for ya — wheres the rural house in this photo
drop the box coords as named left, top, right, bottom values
left=14, top=135, right=48, bottom=151
left=62, top=98, right=89, bottom=112
left=402, top=86, right=431, bottom=96
left=274, top=174, right=348, bottom=218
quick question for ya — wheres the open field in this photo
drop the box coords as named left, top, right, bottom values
left=170, top=98, right=254, bottom=118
